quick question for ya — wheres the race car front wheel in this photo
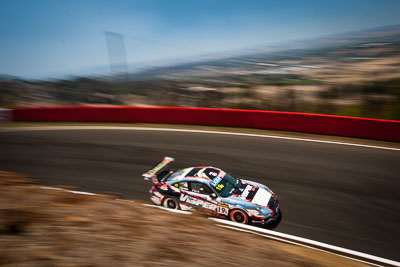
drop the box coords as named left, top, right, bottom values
left=163, top=197, right=180, bottom=210
left=229, top=209, right=249, bottom=224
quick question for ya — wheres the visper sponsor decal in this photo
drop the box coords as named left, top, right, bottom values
left=180, top=194, right=229, bottom=215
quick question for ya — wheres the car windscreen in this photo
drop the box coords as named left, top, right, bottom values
left=210, top=173, right=239, bottom=197
left=166, top=168, right=187, bottom=181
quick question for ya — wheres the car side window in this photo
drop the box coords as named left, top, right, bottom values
left=173, top=181, right=189, bottom=191
left=190, top=182, right=212, bottom=195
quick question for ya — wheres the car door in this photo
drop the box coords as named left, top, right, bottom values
left=177, top=181, right=211, bottom=209
left=171, top=180, right=196, bottom=210
left=186, top=182, right=229, bottom=216
left=189, top=182, right=212, bottom=197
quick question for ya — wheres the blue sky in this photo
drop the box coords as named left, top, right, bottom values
left=1, top=0, right=400, bottom=79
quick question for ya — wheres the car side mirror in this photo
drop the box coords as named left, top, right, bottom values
left=210, top=193, right=217, bottom=199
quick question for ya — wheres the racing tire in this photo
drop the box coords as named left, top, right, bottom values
left=229, top=209, right=249, bottom=224
left=162, top=197, right=180, bottom=210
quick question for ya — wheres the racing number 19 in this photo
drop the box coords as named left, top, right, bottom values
left=217, top=206, right=229, bottom=216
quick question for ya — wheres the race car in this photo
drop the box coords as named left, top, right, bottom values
left=143, top=157, right=281, bottom=228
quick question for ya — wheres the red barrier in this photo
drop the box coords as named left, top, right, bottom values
left=12, top=106, right=400, bottom=142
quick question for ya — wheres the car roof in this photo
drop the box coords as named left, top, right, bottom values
left=184, top=166, right=223, bottom=180
left=167, top=166, right=223, bottom=183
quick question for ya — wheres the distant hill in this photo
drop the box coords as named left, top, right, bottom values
left=126, top=24, right=400, bottom=81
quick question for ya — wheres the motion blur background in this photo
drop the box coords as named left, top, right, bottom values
left=1, top=0, right=400, bottom=120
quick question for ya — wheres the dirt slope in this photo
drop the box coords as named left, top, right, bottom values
left=0, top=171, right=368, bottom=267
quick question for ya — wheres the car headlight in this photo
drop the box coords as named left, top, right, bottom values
left=254, top=204, right=263, bottom=213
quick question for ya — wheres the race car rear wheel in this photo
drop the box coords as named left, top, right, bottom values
left=229, top=209, right=249, bottom=224
left=163, top=197, right=180, bottom=210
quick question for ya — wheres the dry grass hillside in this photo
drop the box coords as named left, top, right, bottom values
left=0, top=171, right=369, bottom=267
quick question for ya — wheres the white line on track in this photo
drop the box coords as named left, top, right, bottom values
left=65, top=190, right=96, bottom=195
left=39, top=186, right=97, bottom=195
left=140, top=202, right=399, bottom=266
left=211, top=218, right=400, bottom=267
left=37, top=185, right=399, bottom=266
left=217, top=224, right=385, bottom=267
left=1, top=126, right=399, bottom=151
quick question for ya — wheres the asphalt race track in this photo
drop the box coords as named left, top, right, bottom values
left=0, top=128, right=399, bottom=261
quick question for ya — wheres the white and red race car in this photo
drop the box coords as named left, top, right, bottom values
left=143, top=157, right=281, bottom=228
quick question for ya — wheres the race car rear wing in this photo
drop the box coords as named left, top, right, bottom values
left=142, top=156, right=175, bottom=180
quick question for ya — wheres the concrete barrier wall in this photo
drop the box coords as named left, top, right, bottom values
left=12, top=106, right=400, bottom=142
